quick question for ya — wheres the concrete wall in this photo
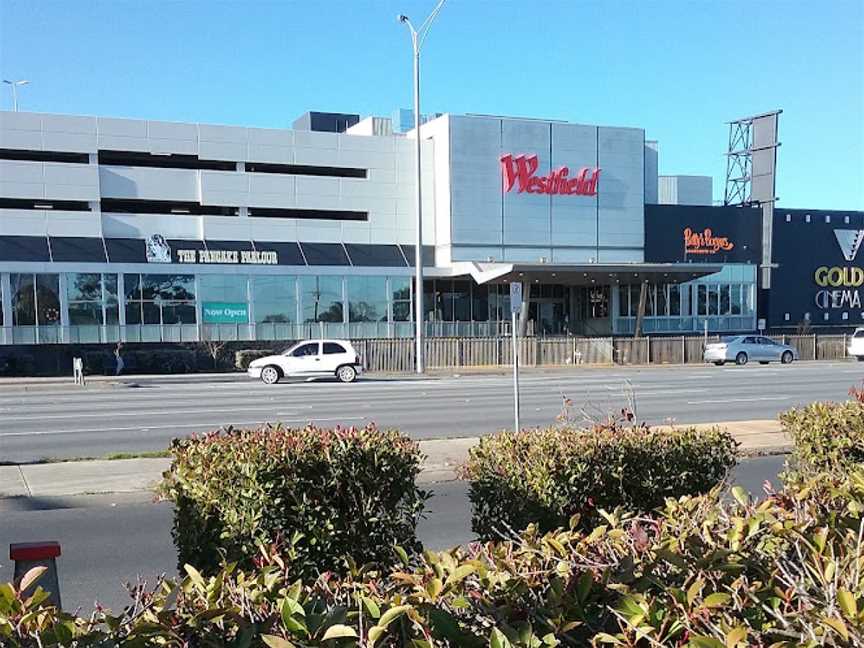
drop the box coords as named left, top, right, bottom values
left=0, top=110, right=436, bottom=248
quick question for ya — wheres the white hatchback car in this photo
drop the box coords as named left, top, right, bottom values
left=848, top=328, right=864, bottom=362
left=247, top=339, right=363, bottom=384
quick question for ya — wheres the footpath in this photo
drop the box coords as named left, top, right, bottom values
left=0, top=421, right=789, bottom=499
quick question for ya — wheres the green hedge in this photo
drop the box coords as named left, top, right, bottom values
left=6, top=470, right=864, bottom=647
left=781, top=399, right=864, bottom=480
left=460, top=422, right=738, bottom=539
left=157, top=423, right=428, bottom=578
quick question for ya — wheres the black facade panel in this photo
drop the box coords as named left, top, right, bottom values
left=254, top=241, right=306, bottom=266
left=104, top=238, right=147, bottom=264
left=0, top=236, right=50, bottom=262
left=299, top=242, right=351, bottom=266
left=344, top=244, right=408, bottom=267
left=644, top=204, right=762, bottom=264
left=49, top=237, right=108, bottom=263
left=400, top=245, right=436, bottom=268
left=769, top=208, right=864, bottom=328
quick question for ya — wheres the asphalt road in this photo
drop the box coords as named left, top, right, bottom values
left=1, top=362, right=861, bottom=462
left=0, top=455, right=786, bottom=613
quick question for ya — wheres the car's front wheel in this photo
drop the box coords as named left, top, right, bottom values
left=336, top=365, right=357, bottom=383
left=781, top=351, right=794, bottom=365
left=260, top=365, right=281, bottom=385
left=735, top=352, right=748, bottom=366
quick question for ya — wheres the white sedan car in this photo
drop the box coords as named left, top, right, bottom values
left=247, top=339, right=363, bottom=384
left=848, top=327, right=864, bottom=362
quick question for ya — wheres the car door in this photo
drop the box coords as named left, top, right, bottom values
left=321, top=342, right=349, bottom=373
left=286, top=341, right=322, bottom=376
left=741, top=336, right=760, bottom=360
left=759, top=337, right=782, bottom=361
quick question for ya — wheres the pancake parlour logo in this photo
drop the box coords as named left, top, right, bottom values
left=500, top=154, right=600, bottom=196
left=683, top=227, right=734, bottom=255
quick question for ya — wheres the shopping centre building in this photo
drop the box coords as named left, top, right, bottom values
left=0, top=108, right=861, bottom=348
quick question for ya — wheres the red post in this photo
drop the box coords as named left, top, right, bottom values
left=10, top=541, right=62, bottom=608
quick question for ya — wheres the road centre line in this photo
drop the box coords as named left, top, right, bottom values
left=0, top=416, right=368, bottom=438
left=0, top=407, right=300, bottom=423
left=686, top=396, right=790, bottom=404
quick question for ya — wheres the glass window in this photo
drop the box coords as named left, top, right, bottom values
left=644, top=285, right=656, bottom=317
left=253, top=276, right=296, bottom=324
left=347, top=276, right=387, bottom=322
left=656, top=285, right=668, bottom=317
left=200, top=275, right=247, bottom=303
left=452, top=281, right=471, bottom=322
left=668, top=285, right=681, bottom=316
left=11, top=274, right=36, bottom=326
left=697, top=285, right=708, bottom=316
left=36, top=275, right=61, bottom=326
left=618, top=285, right=630, bottom=317
left=708, top=285, right=720, bottom=316
left=391, top=277, right=411, bottom=322
left=301, top=276, right=343, bottom=323
left=730, top=285, right=742, bottom=315
left=67, top=273, right=119, bottom=326
left=124, top=274, right=196, bottom=326
left=719, top=285, right=731, bottom=315
left=472, top=283, right=489, bottom=322
left=629, top=285, right=641, bottom=317
left=323, top=342, right=347, bottom=354
left=291, top=342, right=319, bottom=357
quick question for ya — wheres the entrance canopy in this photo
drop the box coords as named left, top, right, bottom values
left=450, top=261, right=724, bottom=286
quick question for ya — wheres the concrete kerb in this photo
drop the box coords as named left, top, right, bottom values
left=0, top=421, right=791, bottom=499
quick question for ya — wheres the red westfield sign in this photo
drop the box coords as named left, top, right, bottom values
left=500, top=153, right=600, bottom=196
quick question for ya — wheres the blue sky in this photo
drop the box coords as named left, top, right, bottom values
left=1, top=0, right=862, bottom=209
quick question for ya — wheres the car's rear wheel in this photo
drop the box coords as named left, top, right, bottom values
left=336, top=365, right=357, bottom=383
left=781, top=351, right=794, bottom=365
left=261, top=365, right=281, bottom=385
left=735, top=352, right=748, bottom=366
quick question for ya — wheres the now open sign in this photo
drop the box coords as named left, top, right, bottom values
left=202, top=302, right=249, bottom=324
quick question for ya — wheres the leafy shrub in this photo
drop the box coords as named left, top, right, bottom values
left=7, top=470, right=864, bottom=647
left=781, top=399, right=864, bottom=479
left=158, top=423, right=429, bottom=579
left=460, top=420, right=738, bottom=539
left=234, top=348, right=275, bottom=370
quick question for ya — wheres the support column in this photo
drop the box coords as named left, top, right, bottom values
left=634, top=281, right=648, bottom=338
left=1, top=273, right=11, bottom=343
left=58, top=273, right=69, bottom=343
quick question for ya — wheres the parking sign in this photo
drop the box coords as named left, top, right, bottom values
left=510, top=282, right=523, bottom=314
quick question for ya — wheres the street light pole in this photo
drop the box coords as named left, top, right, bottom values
left=2, top=80, right=30, bottom=112
left=399, top=0, right=446, bottom=374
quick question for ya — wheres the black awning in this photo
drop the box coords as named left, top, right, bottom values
left=0, top=236, right=51, bottom=262
left=49, top=236, right=108, bottom=263
left=104, top=238, right=147, bottom=263
left=254, top=241, right=305, bottom=266
left=401, top=245, right=435, bottom=268
left=299, top=242, right=351, bottom=266
left=205, top=239, right=254, bottom=253
left=344, top=243, right=408, bottom=267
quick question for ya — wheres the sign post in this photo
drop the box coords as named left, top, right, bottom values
left=509, top=282, right=523, bottom=432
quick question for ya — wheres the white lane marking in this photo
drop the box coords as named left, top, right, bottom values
left=686, top=396, right=790, bottom=404
left=0, top=407, right=300, bottom=423
left=0, top=416, right=367, bottom=437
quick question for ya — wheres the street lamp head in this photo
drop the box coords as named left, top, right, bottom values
left=398, top=14, right=409, bottom=23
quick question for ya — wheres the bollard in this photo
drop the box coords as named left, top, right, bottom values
left=10, top=541, right=62, bottom=608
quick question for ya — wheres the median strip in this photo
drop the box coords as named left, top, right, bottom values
left=0, top=420, right=790, bottom=498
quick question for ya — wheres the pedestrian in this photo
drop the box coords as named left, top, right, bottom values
left=114, top=343, right=125, bottom=376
